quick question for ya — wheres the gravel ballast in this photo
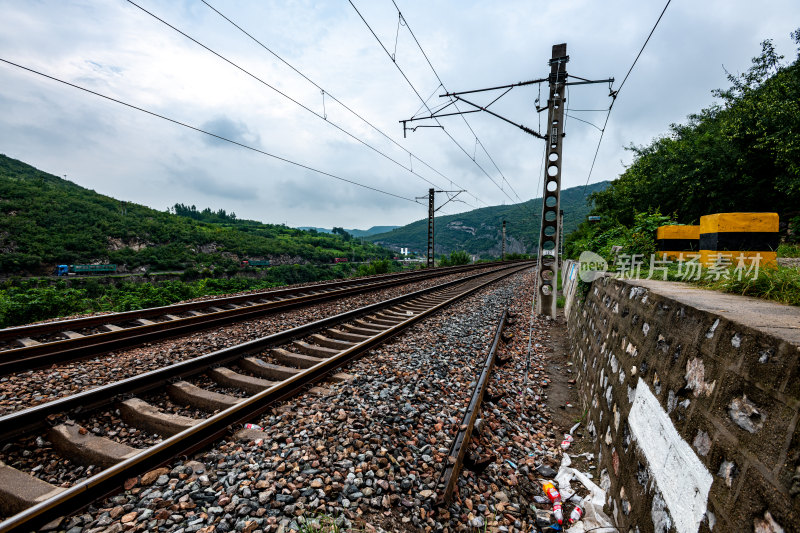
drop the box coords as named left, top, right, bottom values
left=14, top=266, right=593, bottom=532
left=0, top=270, right=490, bottom=416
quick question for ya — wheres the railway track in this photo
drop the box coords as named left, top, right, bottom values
left=0, top=262, right=514, bottom=376
left=0, top=262, right=531, bottom=532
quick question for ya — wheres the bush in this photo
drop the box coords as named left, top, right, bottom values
left=439, top=250, right=471, bottom=267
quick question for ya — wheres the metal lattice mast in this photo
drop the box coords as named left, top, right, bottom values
left=427, top=188, right=435, bottom=267
left=535, top=43, right=568, bottom=318
left=502, top=220, right=507, bottom=260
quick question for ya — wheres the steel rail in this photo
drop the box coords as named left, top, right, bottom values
left=437, top=308, right=507, bottom=505
left=0, top=262, right=533, bottom=444
left=0, top=263, right=496, bottom=341
left=0, top=262, right=513, bottom=375
left=0, top=264, right=529, bottom=533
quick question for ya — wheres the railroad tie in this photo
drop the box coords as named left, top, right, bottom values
left=292, top=341, right=340, bottom=358
left=208, top=367, right=277, bottom=395
left=118, top=398, right=198, bottom=437
left=341, top=323, right=384, bottom=336
left=240, top=357, right=301, bottom=380
left=15, top=337, right=41, bottom=348
left=167, top=381, right=242, bottom=412
left=59, top=330, right=85, bottom=340
left=325, top=328, right=371, bottom=342
left=0, top=461, right=66, bottom=516
left=48, top=423, right=141, bottom=469
left=373, top=312, right=407, bottom=322
left=309, top=334, right=356, bottom=350
left=381, top=309, right=415, bottom=319
left=361, top=316, right=400, bottom=327
left=270, top=348, right=325, bottom=369
left=352, top=319, right=390, bottom=331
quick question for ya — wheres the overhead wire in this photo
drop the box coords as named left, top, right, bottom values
left=126, top=0, right=477, bottom=209
left=198, top=0, right=478, bottom=209
left=0, top=57, right=418, bottom=204
left=581, top=0, right=672, bottom=196
left=348, top=0, right=520, bottom=209
left=566, top=114, right=604, bottom=131
left=388, top=0, right=527, bottom=206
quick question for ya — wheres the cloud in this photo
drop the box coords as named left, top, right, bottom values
left=0, top=0, right=798, bottom=230
left=199, top=116, right=261, bottom=148
left=163, top=162, right=256, bottom=201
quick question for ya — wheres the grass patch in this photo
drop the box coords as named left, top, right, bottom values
left=297, top=513, right=364, bottom=533
left=778, top=243, right=800, bottom=258
left=692, top=265, right=800, bottom=306
left=609, top=262, right=800, bottom=306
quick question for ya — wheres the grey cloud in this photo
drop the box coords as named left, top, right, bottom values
left=199, top=116, right=261, bottom=148
left=164, top=163, right=256, bottom=201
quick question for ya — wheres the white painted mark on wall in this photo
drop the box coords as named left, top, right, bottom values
left=629, top=378, right=713, bottom=533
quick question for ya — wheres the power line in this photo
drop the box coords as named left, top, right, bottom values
left=0, top=57, right=418, bottom=204
left=348, top=0, right=521, bottom=209
left=389, top=0, right=526, bottom=206
left=566, top=113, right=603, bottom=131
left=199, top=0, right=479, bottom=209
left=616, top=0, right=672, bottom=96
left=582, top=0, right=672, bottom=195
left=125, top=0, right=474, bottom=208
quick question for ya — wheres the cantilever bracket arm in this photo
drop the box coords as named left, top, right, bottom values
left=439, top=77, right=549, bottom=98
left=451, top=95, right=546, bottom=140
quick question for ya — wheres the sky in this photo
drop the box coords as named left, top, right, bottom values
left=1, top=0, right=798, bottom=230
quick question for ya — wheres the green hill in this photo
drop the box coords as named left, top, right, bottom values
left=297, top=226, right=400, bottom=237
left=0, top=154, right=391, bottom=275
left=366, top=181, right=609, bottom=258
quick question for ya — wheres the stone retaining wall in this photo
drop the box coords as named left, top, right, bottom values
left=566, top=276, right=800, bottom=532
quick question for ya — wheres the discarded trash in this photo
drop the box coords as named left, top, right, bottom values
left=568, top=502, right=584, bottom=525
left=560, top=434, right=574, bottom=450
left=569, top=422, right=580, bottom=434
left=243, top=423, right=263, bottom=431
left=553, top=500, right=564, bottom=525
left=542, top=481, right=561, bottom=503
left=506, top=459, right=518, bottom=469
left=554, top=454, right=615, bottom=532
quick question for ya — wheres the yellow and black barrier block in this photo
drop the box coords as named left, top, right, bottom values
left=699, top=212, right=779, bottom=268
left=656, top=225, right=699, bottom=260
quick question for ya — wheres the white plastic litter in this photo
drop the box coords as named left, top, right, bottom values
left=555, top=454, right=617, bottom=533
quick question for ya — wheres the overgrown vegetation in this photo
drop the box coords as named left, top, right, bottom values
left=565, top=32, right=800, bottom=305
left=603, top=262, right=800, bottom=307
left=439, top=250, right=472, bottom=267
left=567, top=32, right=800, bottom=260
left=0, top=154, right=391, bottom=275
left=0, top=262, right=386, bottom=328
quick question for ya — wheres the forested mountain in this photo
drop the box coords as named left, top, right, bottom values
left=567, top=34, right=800, bottom=258
left=296, top=226, right=400, bottom=237
left=0, top=154, right=391, bottom=274
left=366, top=181, right=609, bottom=258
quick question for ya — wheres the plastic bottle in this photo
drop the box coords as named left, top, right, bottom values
left=552, top=500, right=564, bottom=525
left=542, top=481, right=562, bottom=503
left=568, top=503, right=584, bottom=525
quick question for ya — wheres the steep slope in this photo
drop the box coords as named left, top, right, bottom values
left=0, top=154, right=390, bottom=274
left=367, top=181, right=609, bottom=257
